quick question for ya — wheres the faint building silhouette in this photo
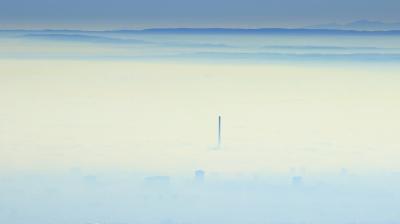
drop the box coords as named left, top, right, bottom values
left=292, top=176, right=303, bottom=186
left=340, top=168, right=348, bottom=176
left=84, top=175, right=97, bottom=185
left=195, top=170, right=205, bottom=183
left=144, top=176, right=170, bottom=186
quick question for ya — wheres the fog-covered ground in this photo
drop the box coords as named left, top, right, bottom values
left=1, top=171, right=400, bottom=224
left=1, top=30, right=400, bottom=223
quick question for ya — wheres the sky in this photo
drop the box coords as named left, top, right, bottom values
left=0, top=0, right=400, bottom=29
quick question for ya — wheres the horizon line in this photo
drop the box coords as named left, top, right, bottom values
left=1, top=27, right=400, bottom=33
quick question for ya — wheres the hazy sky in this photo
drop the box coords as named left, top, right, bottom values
left=1, top=0, right=400, bottom=29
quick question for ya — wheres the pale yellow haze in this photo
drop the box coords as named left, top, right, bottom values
left=1, top=60, right=400, bottom=175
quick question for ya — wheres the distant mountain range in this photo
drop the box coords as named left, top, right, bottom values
left=1, top=21, right=400, bottom=35
left=1, top=29, right=400, bottom=36
left=307, top=20, right=400, bottom=31
left=114, top=28, right=400, bottom=34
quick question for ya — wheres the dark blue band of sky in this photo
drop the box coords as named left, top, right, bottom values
left=0, top=0, right=399, bottom=29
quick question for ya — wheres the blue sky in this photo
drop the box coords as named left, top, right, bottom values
left=1, top=0, right=399, bottom=29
